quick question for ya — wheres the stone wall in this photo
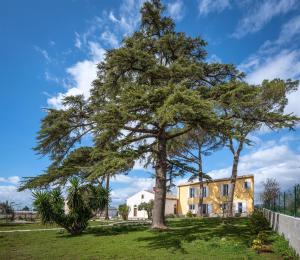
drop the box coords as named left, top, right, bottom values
left=263, top=208, right=300, bottom=256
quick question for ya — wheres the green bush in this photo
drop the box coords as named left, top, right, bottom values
left=257, top=230, right=268, bottom=244
left=273, top=234, right=299, bottom=260
left=249, top=209, right=269, bottom=234
left=186, top=211, right=194, bottom=218
left=165, top=214, right=176, bottom=218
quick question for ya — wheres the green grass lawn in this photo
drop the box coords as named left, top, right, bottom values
left=0, top=218, right=297, bottom=259
left=0, top=219, right=122, bottom=231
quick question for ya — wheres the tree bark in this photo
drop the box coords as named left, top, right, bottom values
left=152, top=132, right=168, bottom=230
left=104, top=174, right=110, bottom=220
left=228, top=154, right=239, bottom=217
left=197, top=151, right=204, bottom=217
left=228, top=141, right=243, bottom=217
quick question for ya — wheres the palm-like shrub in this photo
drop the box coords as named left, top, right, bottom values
left=33, top=178, right=108, bottom=235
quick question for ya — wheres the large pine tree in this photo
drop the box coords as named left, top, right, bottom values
left=90, top=0, right=241, bottom=228
left=20, top=0, right=241, bottom=229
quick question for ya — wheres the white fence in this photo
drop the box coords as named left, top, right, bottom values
left=263, top=208, right=300, bottom=256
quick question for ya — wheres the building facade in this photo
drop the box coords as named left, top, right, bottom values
left=177, top=175, right=254, bottom=217
left=126, top=190, right=178, bottom=219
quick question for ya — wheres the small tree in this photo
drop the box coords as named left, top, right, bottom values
left=33, top=178, right=108, bottom=235
left=213, top=80, right=299, bottom=216
left=0, top=201, right=15, bottom=222
left=118, top=204, right=130, bottom=220
left=138, top=200, right=154, bottom=219
left=261, top=178, right=280, bottom=208
left=168, top=129, right=223, bottom=216
left=22, top=206, right=30, bottom=211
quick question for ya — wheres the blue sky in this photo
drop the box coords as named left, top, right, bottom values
left=1, top=0, right=300, bottom=209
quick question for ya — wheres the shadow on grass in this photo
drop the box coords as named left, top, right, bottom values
left=136, top=217, right=253, bottom=253
left=58, top=224, right=150, bottom=238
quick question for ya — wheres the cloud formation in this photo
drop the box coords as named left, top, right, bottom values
left=198, top=0, right=230, bottom=16
left=239, top=15, right=300, bottom=116
left=47, top=42, right=105, bottom=108
left=232, top=0, right=297, bottom=38
left=167, top=0, right=184, bottom=21
left=46, top=0, right=146, bottom=109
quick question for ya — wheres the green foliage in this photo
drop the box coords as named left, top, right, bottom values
left=19, top=0, right=299, bottom=228
left=251, top=238, right=263, bottom=252
left=138, top=200, right=154, bottom=219
left=248, top=209, right=269, bottom=234
left=257, top=231, right=268, bottom=244
left=272, top=234, right=299, bottom=260
left=118, top=204, right=130, bottom=220
left=2, top=217, right=295, bottom=259
left=22, top=206, right=30, bottom=211
left=186, top=211, right=194, bottom=218
left=33, top=178, right=108, bottom=235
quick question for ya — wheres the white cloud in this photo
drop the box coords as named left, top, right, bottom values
left=0, top=176, right=32, bottom=209
left=262, top=15, right=300, bottom=52
left=34, top=46, right=51, bottom=62
left=0, top=176, right=20, bottom=185
left=108, top=0, right=145, bottom=36
left=46, top=0, right=146, bottom=109
left=243, top=50, right=300, bottom=116
left=198, top=0, right=231, bottom=16
left=239, top=14, right=300, bottom=117
left=47, top=42, right=105, bottom=108
left=0, top=186, right=33, bottom=209
left=246, top=50, right=300, bottom=84
left=75, top=32, right=82, bottom=49
left=101, top=31, right=119, bottom=48
left=167, top=0, right=184, bottom=21
left=232, top=0, right=297, bottom=38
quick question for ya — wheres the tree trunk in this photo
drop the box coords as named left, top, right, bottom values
left=197, top=152, right=203, bottom=217
left=152, top=132, right=168, bottom=230
left=228, top=153, right=240, bottom=217
left=104, top=174, right=110, bottom=220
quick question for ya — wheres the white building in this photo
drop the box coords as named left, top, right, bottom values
left=126, top=190, right=178, bottom=219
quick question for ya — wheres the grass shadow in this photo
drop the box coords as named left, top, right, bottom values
left=57, top=223, right=150, bottom=238
left=136, top=217, right=253, bottom=253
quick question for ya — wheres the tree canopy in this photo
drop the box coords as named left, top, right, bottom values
left=20, top=0, right=299, bottom=228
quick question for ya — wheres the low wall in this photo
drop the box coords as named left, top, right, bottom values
left=263, top=208, right=300, bottom=256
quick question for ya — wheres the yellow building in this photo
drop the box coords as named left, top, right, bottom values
left=177, top=175, right=254, bottom=217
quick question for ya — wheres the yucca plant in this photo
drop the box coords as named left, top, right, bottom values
left=33, top=178, right=108, bottom=235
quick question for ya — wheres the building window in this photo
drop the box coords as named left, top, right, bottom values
left=220, top=203, right=228, bottom=211
left=189, top=204, right=195, bottom=210
left=222, top=184, right=229, bottom=196
left=244, top=181, right=250, bottom=190
left=202, top=187, right=207, bottom=197
left=238, top=202, right=243, bottom=213
left=202, top=204, right=208, bottom=215
left=141, top=194, right=144, bottom=199
left=133, top=206, right=137, bottom=217
left=189, top=188, right=195, bottom=198
left=173, top=204, right=177, bottom=214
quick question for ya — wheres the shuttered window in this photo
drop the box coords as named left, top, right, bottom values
left=189, top=188, right=195, bottom=198
left=222, top=184, right=229, bottom=196
left=202, top=187, right=207, bottom=197
left=244, top=181, right=250, bottom=190
left=189, top=204, right=195, bottom=210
